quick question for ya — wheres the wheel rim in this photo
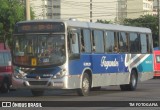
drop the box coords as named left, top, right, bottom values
left=82, top=77, right=89, bottom=93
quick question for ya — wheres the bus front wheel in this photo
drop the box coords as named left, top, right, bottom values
left=1, top=79, right=10, bottom=93
left=120, top=70, right=138, bottom=91
left=77, top=73, right=91, bottom=96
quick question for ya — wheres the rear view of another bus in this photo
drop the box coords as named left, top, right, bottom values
left=153, top=50, right=160, bottom=77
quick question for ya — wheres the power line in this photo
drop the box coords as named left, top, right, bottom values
left=31, top=0, right=155, bottom=23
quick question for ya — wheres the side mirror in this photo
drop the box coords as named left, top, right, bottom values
left=8, top=61, right=12, bottom=66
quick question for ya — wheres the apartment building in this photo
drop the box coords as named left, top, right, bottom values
left=153, top=0, right=159, bottom=16
left=127, top=0, right=154, bottom=19
left=29, top=0, right=154, bottom=22
left=29, top=0, right=125, bottom=22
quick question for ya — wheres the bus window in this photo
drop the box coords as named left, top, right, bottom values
left=93, top=30, right=104, bottom=53
left=70, top=33, right=79, bottom=54
left=147, top=34, right=152, bottom=53
left=105, top=31, right=115, bottom=53
left=68, top=28, right=80, bottom=55
left=156, top=55, right=160, bottom=63
left=118, top=32, right=128, bottom=53
left=140, top=34, right=147, bottom=53
left=114, top=32, right=119, bottom=53
left=129, top=33, right=140, bottom=53
left=81, top=29, right=91, bottom=53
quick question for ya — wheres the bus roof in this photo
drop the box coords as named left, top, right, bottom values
left=65, top=20, right=151, bottom=33
left=16, top=19, right=152, bottom=34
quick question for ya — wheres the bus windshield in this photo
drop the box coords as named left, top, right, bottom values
left=12, top=34, right=65, bottom=67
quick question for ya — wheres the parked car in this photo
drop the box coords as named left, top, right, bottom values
left=0, top=43, right=13, bottom=93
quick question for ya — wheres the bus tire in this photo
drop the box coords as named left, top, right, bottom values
left=77, top=73, right=91, bottom=96
left=120, top=70, right=137, bottom=91
left=1, top=79, right=10, bottom=93
left=31, top=90, right=44, bottom=96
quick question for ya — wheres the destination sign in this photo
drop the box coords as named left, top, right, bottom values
left=15, top=22, right=65, bottom=33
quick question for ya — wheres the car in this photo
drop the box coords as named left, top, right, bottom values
left=0, top=43, right=13, bottom=93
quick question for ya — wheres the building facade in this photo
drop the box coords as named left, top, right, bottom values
left=153, top=0, right=159, bottom=16
left=29, top=0, right=154, bottom=22
left=29, top=0, right=122, bottom=22
left=126, top=0, right=154, bottom=19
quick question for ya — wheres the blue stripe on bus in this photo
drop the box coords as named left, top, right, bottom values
left=137, top=55, right=153, bottom=72
left=26, top=53, right=153, bottom=77
left=69, top=54, right=153, bottom=75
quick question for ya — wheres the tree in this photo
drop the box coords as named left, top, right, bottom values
left=0, top=0, right=34, bottom=46
left=97, top=19, right=113, bottom=24
left=97, top=15, right=158, bottom=47
left=123, top=15, right=158, bottom=47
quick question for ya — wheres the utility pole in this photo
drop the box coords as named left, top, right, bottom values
left=26, top=0, right=30, bottom=20
left=158, top=0, right=160, bottom=47
left=90, top=0, right=92, bottom=22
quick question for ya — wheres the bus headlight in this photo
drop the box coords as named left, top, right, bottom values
left=53, top=69, right=66, bottom=79
left=14, top=73, right=26, bottom=79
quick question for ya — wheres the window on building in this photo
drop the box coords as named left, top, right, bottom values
left=53, top=13, right=60, bottom=16
left=53, top=5, right=60, bottom=8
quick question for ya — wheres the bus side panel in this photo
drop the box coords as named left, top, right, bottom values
left=67, top=53, right=153, bottom=89
left=67, top=54, right=92, bottom=89
left=91, top=54, right=130, bottom=87
left=137, top=54, right=154, bottom=81
left=68, top=54, right=130, bottom=88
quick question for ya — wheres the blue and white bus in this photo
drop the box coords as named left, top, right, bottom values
left=11, top=19, right=153, bottom=96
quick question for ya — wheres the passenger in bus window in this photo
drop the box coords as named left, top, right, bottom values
left=27, top=40, right=34, bottom=54
left=92, top=42, right=96, bottom=52
left=114, top=46, right=119, bottom=52
left=81, top=36, right=85, bottom=52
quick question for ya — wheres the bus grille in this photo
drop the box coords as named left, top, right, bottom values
left=29, top=81, right=48, bottom=85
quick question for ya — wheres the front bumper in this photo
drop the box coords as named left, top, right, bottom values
left=154, top=71, right=160, bottom=77
left=11, top=76, right=66, bottom=90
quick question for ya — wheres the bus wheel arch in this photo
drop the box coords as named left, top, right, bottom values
left=120, top=68, right=138, bottom=91
left=77, top=69, right=92, bottom=96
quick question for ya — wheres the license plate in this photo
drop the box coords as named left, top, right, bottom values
left=43, top=58, right=49, bottom=63
left=31, top=58, right=37, bottom=66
